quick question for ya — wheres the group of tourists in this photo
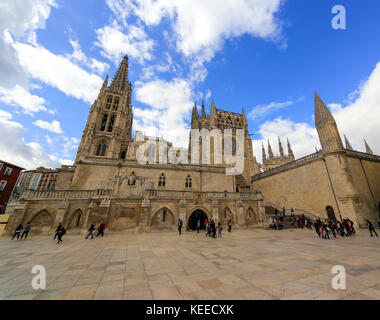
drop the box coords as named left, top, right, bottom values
left=10, top=221, right=106, bottom=244
left=177, top=218, right=232, bottom=238
left=313, top=218, right=356, bottom=239
left=11, top=222, right=32, bottom=240
left=85, top=223, right=106, bottom=239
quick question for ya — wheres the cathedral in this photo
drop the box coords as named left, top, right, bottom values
left=4, top=56, right=380, bottom=235
left=4, top=56, right=263, bottom=235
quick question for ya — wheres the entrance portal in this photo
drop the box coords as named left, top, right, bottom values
left=188, top=210, right=208, bottom=231
left=326, top=206, right=336, bottom=220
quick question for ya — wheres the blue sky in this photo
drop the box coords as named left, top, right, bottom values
left=1, top=0, right=380, bottom=169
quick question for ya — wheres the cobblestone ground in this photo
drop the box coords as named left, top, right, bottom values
left=0, top=228, right=380, bottom=300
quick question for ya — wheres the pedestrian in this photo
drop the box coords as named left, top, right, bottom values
left=196, top=220, right=201, bottom=234
left=227, top=219, right=232, bottom=232
left=211, top=220, right=217, bottom=238
left=53, top=223, right=62, bottom=240
left=178, top=219, right=183, bottom=235
left=85, top=224, right=95, bottom=239
left=11, top=224, right=23, bottom=240
left=217, top=222, right=223, bottom=238
left=367, top=220, right=378, bottom=237
left=96, top=223, right=106, bottom=237
left=20, top=222, right=32, bottom=240
left=204, top=218, right=208, bottom=231
left=57, top=225, right=66, bottom=244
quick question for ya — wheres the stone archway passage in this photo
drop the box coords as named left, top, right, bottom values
left=188, top=209, right=208, bottom=231
left=326, top=206, right=336, bottom=220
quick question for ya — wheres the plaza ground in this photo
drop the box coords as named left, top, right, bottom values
left=0, top=228, right=380, bottom=300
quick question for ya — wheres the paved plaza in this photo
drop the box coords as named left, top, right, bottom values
left=1, top=228, right=380, bottom=300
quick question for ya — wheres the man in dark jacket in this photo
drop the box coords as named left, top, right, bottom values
left=53, top=223, right=62, bottom=240
left=86, top=224, right=95, bottom=239
left=367, top=220, right=378, bottom=237
left=57, top=226, right=66, bottom=244
left=178, top=219, right=183, bottom=235
left=20, top=222, right=31, bottom=239
left=11, top=224, right=23, bottom=240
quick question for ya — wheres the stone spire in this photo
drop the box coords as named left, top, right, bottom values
left=101, top=75, right=109, bottom=90
left=262, top=142, right=267, bottom=162
left=278, top=136, right=284, bottom=158
left=110, top=55, right=129, bottom=91
left=201, top=100, right=207, bottom=118
left=344, top=135, right=353, bottom=150
left=192, top=102, right=199, bottom=122
left=364, top=139, right=374, bottom=155
left=287, top=138, right=295, bottom=160
left=267, top=139, right=274, bottom=159
left=210, top=99, right=217, bottom=118
left=314, top=92, right=343, bottom=153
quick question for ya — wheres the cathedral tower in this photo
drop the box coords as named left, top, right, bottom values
left=314, top=92, right=344, bottom=153
left=75, top=56, right=133, bottom=163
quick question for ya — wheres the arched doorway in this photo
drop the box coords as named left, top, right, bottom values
left=151, top=208, right=175, bottom=230
left=326, top=206, right=336, bottom=220
left=246, top=207, right=257, bottom=226
left=188, top=209, right=208, bottom=231
left=30, top=210, right=53, bottom=227
left=68, top=209, right=83, bottom=229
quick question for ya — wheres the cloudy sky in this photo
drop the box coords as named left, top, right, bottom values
left=1, top=0, right=380, bottom=169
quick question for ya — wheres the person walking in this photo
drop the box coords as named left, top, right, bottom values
left=227, top=219, right=232, bottom=232
left=96, top=223, right=106, bottom=237
left=20, top=222, right=31, bottom=240
left=196, top=220, right=201, bottom=234
left=57, top=225, right=66, bottom=244
left=11, top=224, right=23, bottom=240
left=85, top=224, right=95, bottom=239
left=217, top=222, right=223, bottom=238
left=178, top=219, right=183, bottom=235
left=367, top=220, right=378, bottom=237
left=53, top=223, right=63, bottom=240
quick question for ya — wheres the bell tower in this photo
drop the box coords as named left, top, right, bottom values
left=75, top=55, right=133, bottom=162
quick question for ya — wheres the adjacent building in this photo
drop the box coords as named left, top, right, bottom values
left=0, top=161, right=24, bottom=214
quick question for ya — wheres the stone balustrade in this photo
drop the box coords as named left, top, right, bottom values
left=17, top=189, right=111, bottom=201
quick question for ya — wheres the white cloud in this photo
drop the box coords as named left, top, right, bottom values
left=331, top=62, right=380, bottom=155
left=67, top=39, right=109, bottom=75
left=133, top=78, right=193, bottom=147
left=113, top=0, right=284, bottom=59
left=0, top=116, right=72, bottom=170
left=45, top=134, right=53, bottom=145
left=33, top=119, right=63, bottom=134
left=0, top=0, right=57, bottom=88
left=0, top=109, right=12, bottom=120
left=248, top=97, right=304, bottom=121
left=14, top=41, right=103, bottom=103
left=60, top=136, right=80, bottom=158
left=252, top=117, right=320, bottom=164
left=95, top=23, right=155, bottom=64
left=0, top=84, right=48, bottom=115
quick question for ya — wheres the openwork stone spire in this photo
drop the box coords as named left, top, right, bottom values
left=110, top=55, right=129, bottom=91
left=287, top=138, right=295, bottom=160
left=267, top=139, right=274, bottom=159
left=364, top=138, right=374, bottom=155
left=278, top=136, right=284, bottom=158
left=314, top=92, right=343, bottom=153
left=262, top=142, right=267, bottom=162
left=344, top=135, right=353, bottom=150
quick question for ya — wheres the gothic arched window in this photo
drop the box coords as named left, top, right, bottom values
left=158, top=174, right=166, bottom=187
left=106, top=96, right=112, bottom=110
left=96, top=140, right=107, bottom=157
left=113, top=97, right=119, bottom=111
left=121, top=150, right=126, bottom=159
left=185, top=175, right=192, bottom=188
left=100, top=114, right=108, bottom=131
left=107, top=115, right=115, bottom=133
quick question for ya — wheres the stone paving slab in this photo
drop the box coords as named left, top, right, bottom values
left=0, top=228, right=379, bottom=300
